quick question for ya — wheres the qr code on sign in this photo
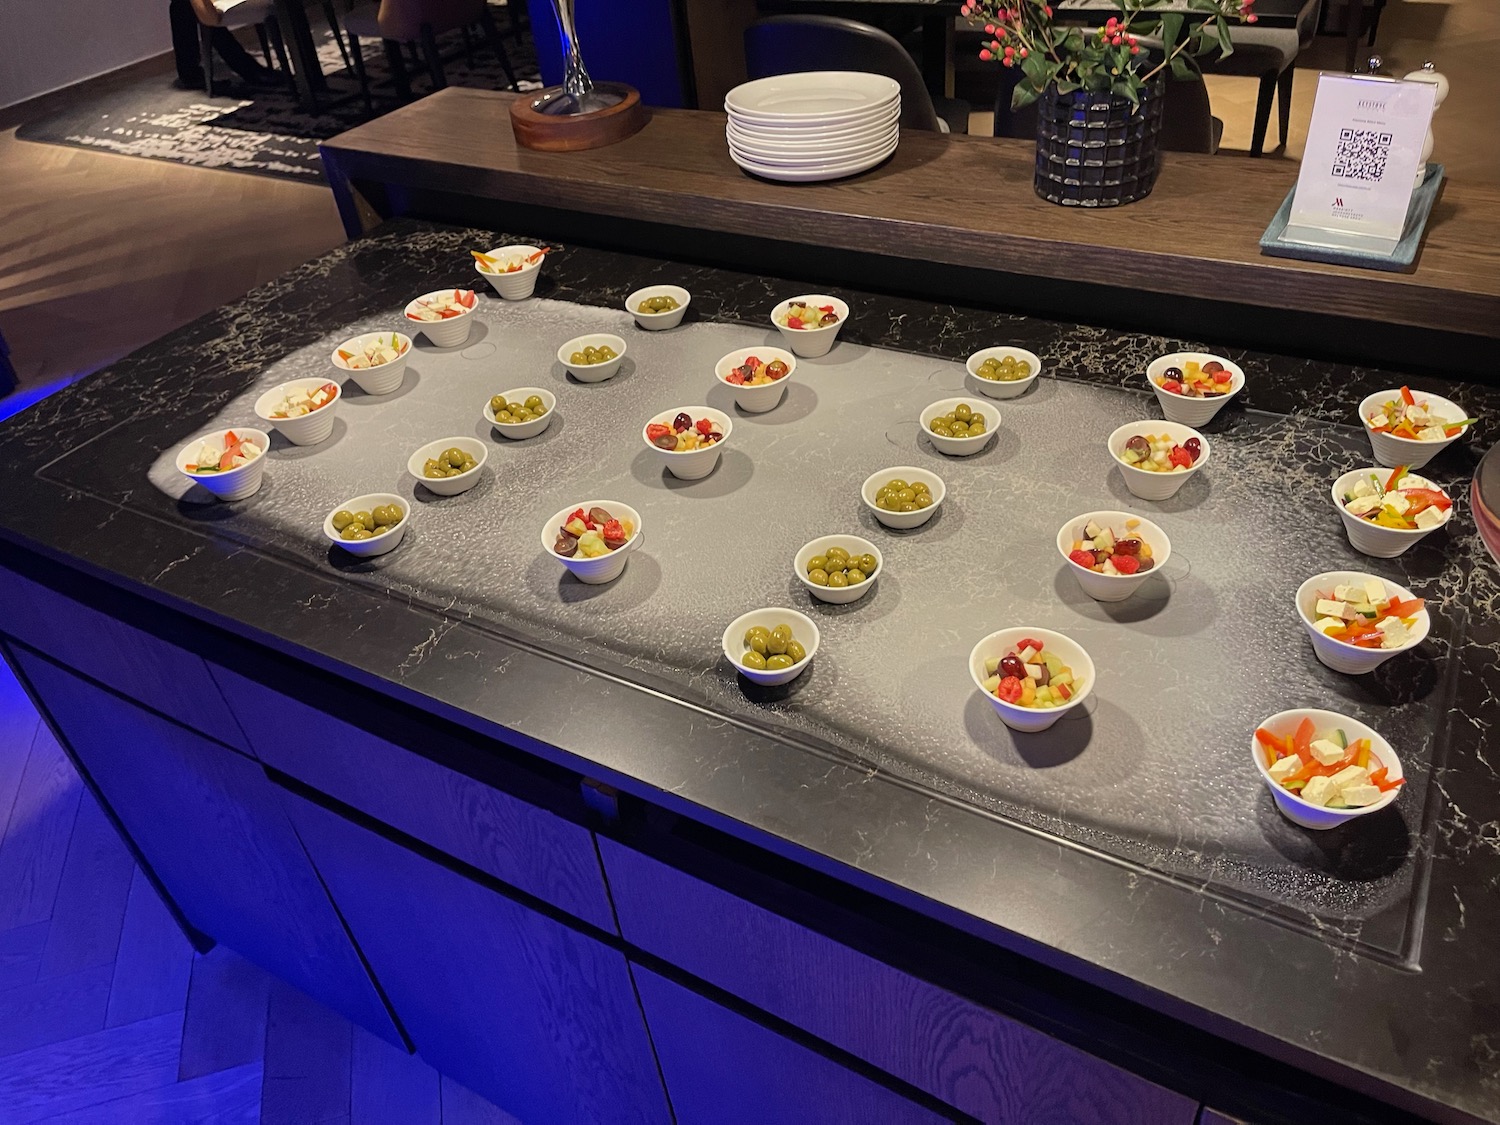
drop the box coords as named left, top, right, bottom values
left=1331, top=128, right=1393, bottom=183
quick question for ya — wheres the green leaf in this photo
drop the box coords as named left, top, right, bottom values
left=1185, top=0, right=1219, bottom=11
left=1158, top=12, right=1183, bottom=58
left=1215, top=14, right=1234, bottom=58
left=1055, top=78, right=1082, bottom=93
left=1011, top=83, right=1041, bottom=110
left=1112, top=79, right=1140, bottom=106
left=1168, top=52, right=1197, bottom=80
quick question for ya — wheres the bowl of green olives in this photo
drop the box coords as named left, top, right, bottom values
left=625, top=285, right=690, bottom=331
left=485, top=387, right=555, bottom=440
left=965, top=347, right=1041, bottom=400
left=861, top=466, right=945, bottom=530
left=721, top=608, right=820, bottom=686
left=557, top=334, right=626, bottom=383
left=405, top=437, right=487, bottom=497
left=794, top=535, right=882, bottom=605
left=323, top=493, right=409, bottom=557
left=919, top=398, right=1001, bottom=457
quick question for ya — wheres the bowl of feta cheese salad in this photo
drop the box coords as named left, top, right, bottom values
left=254, top=378, right=341, bottom=446
left=1333, top=464, right=1454, bottom=557
left=1252, top=710, right=1403, bottom=830
left=331, top=332, right=412, bottom=396
left=1360, top=385, right=1475, bottom=469
left=174, top=428, right=270, bottom=501
left=1295, top=571, right=1429, bottom=675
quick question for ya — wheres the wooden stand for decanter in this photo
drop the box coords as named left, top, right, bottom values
left=509, top=84, right=647, bottom=152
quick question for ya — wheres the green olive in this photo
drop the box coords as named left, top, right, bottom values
left=827, top=571, right=848, bottom=588
left=951, top=422, right=969, bottom=437
left=570, top=351, right=586, bottom=364
left=898, top=501, right=918, bottom=513
left=354, top=510, right=372, bottom=528
left=808, top=568, right=829, bottom=586
left=744, top=627, right=770, bottom=654
left=524, top=395, right=544, bottom=412
left=765, top=654, right=794, bottom=671
left=496, top=410, right=514, bottom=423
left=846, top=568, right=865, bottom=584
left=807, top=555, right=827, bottom=573
left=332, top=510, right=355, bottom=530
left=858, top=554, right=878, bottom=573
left=741, top=651, right=768, bottom=671
left=785, top=640, right=806, bottom=663
left=489, top=395, right=506, bottom=413
left=914, top=493, right=933, bottom=509
left=887, top=479, right=908, bottom=492
left=968, top=419, right=986, bottom=435
left=954, top=403, right=973, bottom=422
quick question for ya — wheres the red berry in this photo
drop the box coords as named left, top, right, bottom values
left=695, top=418, right=714, bottom=435
left=996, top=676, right=1024, bottom=703
left=1111, top=555, right=1141, bottom=574
left=1162, top=379, right=1183, bottom=394
left=1069, top=549, right=1097, bottom=569
left=1169, top=446, right=1193, bottom=469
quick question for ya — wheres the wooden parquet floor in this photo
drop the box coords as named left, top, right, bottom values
left=0, top=657, right=517, bottom=1124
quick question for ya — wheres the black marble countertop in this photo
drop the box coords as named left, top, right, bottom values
left=3, top=220, right=1499, bottom=1124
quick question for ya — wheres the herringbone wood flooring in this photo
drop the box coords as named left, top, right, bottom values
left=0, top=657, right=516, bottom=1124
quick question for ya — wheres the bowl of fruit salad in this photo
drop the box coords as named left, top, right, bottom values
left=541, top=502, right=642, bottom=584
left=722, top=608, right=820, bottom=686
left=471, top=245, right=546, bottom=301
left=175, top=428, right=270, bottom=502
left=1359, top=386, right=1473, bottom=469
left=254, top=378, right=341, bottom=447
left=794, top=535, right=882, bottom=605
left=1057, top=512, right=1170, bottom=602
left=861, top=467, right=944, bottom=530
left=323, top=494, right=409, bottom=558
left=404, top=289, right=477, bottom=348
left=714, top=348, right=796, bottom=413
left=485, top=388, right=555, bottom=440
left=920, top=398, right=1001, bottom=456
left=558, top=334, right=626, bottom=383
left=771, top=295, right=848, bottom=358
left=1295, top=571, right=1429, bottom=675
left=626, top=285, right=690, bottom=331
left=406, top=437, right=487, bottom=497
left=1252, top=710, right=1403, bottom=830
left=970, top=628, right=1093, bottom=733
left=643, top=408, right=732, bottom=480
left=1146, top=352, right=1244, bottom=427
left=1333, top=465, right=1454, bottom=558
left=965, top=347, right=1041, bottom=400
left=331, top=332, right=412, bottom=396
left=1107, top=421, right=1209, bottom=501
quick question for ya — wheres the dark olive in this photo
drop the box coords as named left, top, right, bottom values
left=554, top=534, right=577, bottom=557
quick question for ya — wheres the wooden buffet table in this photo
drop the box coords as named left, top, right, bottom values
left=320, top=88, right=1500, bottom=371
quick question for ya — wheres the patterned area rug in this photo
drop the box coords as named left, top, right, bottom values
left=16, top=16, right=542, bottom=183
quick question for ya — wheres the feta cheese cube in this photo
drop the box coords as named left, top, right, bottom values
left=1363, top=579, right=1388, bottom=605
left=1417, top=426, right=1448, bottom=442
left=1350, top=478, right=1375, bottom=499
left=1337, top=784, right=1384, bottom=808
left=1328, top=765, right=1369, bottom=791
left=1413, top=506, right=1447, bottom=530
left=1383, top=492, right=1410, bottom=516
left=1333, top=584, right=1356, bottom=601
left=1301, top=776, right=1336, bottom=807
left=1315, top=599, right=1352, bottom=619
left=1314, top=616, right=1346, bottom=634
left=1345, top=495, right=1383, bottom=517
left=1268, top=755, right=1301, bottom=782
left=1309, top=739, right=1347, bottom=766
left=1377, top=620, right=1409, bottom=649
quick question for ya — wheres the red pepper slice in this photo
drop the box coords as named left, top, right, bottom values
left=1384, top=464, right=1409, bottom=490
left=1400, top=487, right=1451, bottom=512
left=1386, top=597, right=1425, bottom=618
left=1400, top=386, right=1416, bottom=406
left=1292, top=718, right=1315, bottom=762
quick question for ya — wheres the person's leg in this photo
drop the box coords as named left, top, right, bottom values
left=169, top=0, right=206, bottom=87
left=212, top=25, right=277, bottom=83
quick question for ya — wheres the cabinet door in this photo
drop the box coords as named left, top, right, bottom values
left=282, top=792, right=670, bottom=1125
left=633, top=966, right=952, bottom=1125
left=12, top=649, right=401, bottom=1046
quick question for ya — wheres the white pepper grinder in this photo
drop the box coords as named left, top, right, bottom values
left=1403, top=61, right=1448, bottom=188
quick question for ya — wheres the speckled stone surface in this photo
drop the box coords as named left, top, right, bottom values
left=4, top=221, right=1500, bottom=1122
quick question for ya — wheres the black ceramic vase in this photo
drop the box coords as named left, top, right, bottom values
left=1033, top=82, right=1165, bottom=207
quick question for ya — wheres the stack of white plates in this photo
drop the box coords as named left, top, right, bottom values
left=724, top=71, right=901, bottom=183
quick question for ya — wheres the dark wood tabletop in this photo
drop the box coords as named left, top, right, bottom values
left=320, top=88, right=1500, bottom=341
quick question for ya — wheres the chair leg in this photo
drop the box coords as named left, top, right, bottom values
left=419, top=22, right=446, bottom=91
left=264, top=18, right=296, bottom=97
left=459, top=26, right=475, bottom=64
left=322, top=1, right=354, bottom=74
left=382, top=39, right=414, bottom=101
left=348, top=32, right=374, bottom=114
left=479, top=9, right=519, bottom=91
left=1249, top=70, right=1276, bottom=156
left=254, top=23, right=274, bottom=69
left=199, top=23, right=217, bottom=94
left=1276, top=67, right=1294, bottom=150
left=407, top=42, right=423, bottom=69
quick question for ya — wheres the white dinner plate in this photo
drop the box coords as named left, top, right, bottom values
left=729, top=131, right=898, bottom=167
left=725, top=71, right=900, bottom=121
left=726, top=110, right=900, bottom=149
left=727, top=121, right=899, bottom=158
left=726, top=100, right=899, bottom=132
left=731, top=142, right=897, bottom=182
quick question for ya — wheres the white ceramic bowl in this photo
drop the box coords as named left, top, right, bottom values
left=323, top=493, right=409, bottom=558
left=404, top=289, right=477, bottom=348
left=539, top=500, right=643, bottom=584
left=969, top=627, right=1095, bottom=733
left=406, top=436, right=488, bottom=497
left=1107, top=420, right=1211, bottom=501
left=625, top=285, right=691, bottom=331
left=793, top=535, right=882, bottom=605
left=1251, top=708, right=1402, bottom=830
left=331, top=331, right=412, bottom=396
left=1146, top=352, right=1245, bottom=426
left=919, top=398, right=1002, bottom=457
left=1331, top=466, right=1454, bottom=558
left=965, top=347, right=1041, bottom=400
left=253, top=377, right=341, bottom=447
left=771, top=294, right=848, bottom=358
left=861, top=466, right=945, bottom=530
left=1057, top=511, right=1171, bottom=603
left=1358, top=388, right=1470, bottom=469
left=722, top=607, right=820, bottom=686
left=174, top=427, right=271, bottom=502
left=474, top=244, right=542, bottom=301
left=558, top=334, right=627, bottom=383
left=484, top=387, right=556, bottom=440
left=642, top=407, right=733, bottom=480
left=714, top=347, right=797, bottom=413
left=1294, top=571, right=1429, bottom=675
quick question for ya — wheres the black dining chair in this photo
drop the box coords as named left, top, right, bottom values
left=1201, top=0, right=1322, bottom=156
left=743, top=15, right=970, bottom=135
left=338, top=0, right=518, bottom=110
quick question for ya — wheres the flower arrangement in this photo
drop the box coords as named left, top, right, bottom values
left=961, top=0, right=1257, bottom=109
